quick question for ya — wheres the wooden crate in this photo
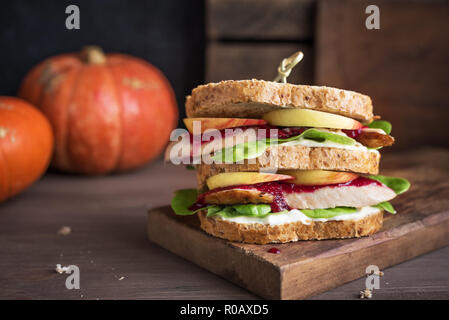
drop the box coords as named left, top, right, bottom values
left=316, top=0, right=449, bottom=149
left=206, top=0, right=316, bottom=83
left=206, top=0, right=449, bottom=150
left=206, top=43, right=314, bottom=83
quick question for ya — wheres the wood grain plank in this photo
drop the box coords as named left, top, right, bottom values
left=0, top=161, right=257, bottom=300
left=312, top=244, right=449, bottom=300
left=315, top=0, right=449, bottom=149
left=207, top=0, right=316, bottom=40
left=148, top=148, right=449, bottom=299
left=281, top=213, right=449, bottom=299
left=148, top=210, right=282, bottom=299
left=206, top=43, right=314, bottom=84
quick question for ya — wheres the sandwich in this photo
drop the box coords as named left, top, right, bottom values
left=169, top=79, right=410, bottom=244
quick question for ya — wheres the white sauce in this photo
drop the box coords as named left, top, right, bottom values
left=216, top=206, right=381, bottom=226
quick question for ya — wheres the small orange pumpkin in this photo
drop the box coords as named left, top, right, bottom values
left=0, top=97, right=54, bottom=202
left=19, top=46, right=178, bottom=174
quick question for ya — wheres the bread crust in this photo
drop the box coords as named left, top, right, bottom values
left=198, top=210, right=383, bottom=244
left=196, top=145, right=380, bottom=190
left=186, top=80, right=373, bottom=122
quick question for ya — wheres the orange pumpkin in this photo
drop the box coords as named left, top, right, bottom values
left=19, top=46, right=178, bottom=174
left=0, top=97, right=54, bottom=202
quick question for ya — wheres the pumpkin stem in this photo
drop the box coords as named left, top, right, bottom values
left=80, top=46, right=106, bottom=65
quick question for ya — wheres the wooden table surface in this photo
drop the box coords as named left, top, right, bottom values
left=1, top=147, right=448, bottom=300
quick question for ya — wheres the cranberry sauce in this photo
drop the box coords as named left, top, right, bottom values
left=268, top=248, right=281, bottom=254
left=188, top=125, right=308, bottom=160
left=189, top=125, right=307, bottom=145
left=342, top=126, right=369, bottom=139
left=188, top=125, right=367, bottom=159
left=188, top=201, right=209, bottom=212
left=190, top=125, right=367, bottom=144
left=190, top=177, right=382, bottom=213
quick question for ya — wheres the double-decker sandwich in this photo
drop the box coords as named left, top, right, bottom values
left=170, top=79, right=409, bottom=244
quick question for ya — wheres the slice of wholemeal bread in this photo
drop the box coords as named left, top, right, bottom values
left=186, top=79, right=373, bottom=122
left=197, top=210, right=383, bottom=244
left=196, top=145, right=380, bottom=190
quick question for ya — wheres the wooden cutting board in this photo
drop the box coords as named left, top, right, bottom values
left=147, top=148, right=449, bottom=299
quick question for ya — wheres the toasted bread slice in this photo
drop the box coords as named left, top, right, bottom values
left=198, top=210, right=383, bottom=244
left=196, top=145, right=380, bottom=190
left=186, top=80, right=373, bottom=122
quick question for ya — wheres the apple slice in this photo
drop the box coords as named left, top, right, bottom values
left=279, top=170, right=359, bottom=186
left=263, top=109, right=363, bottom=130
left=207, top=172, right=293, bottom=190
left=184, top=118, right=267, bottom=134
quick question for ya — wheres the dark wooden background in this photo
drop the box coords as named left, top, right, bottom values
left=0, top=0, right=205, bottom=123
left=206, top=0, right=449, bottom=150
left=316, top=0, right=449, bottom=150
left=206, top=0, right=315, bottom=85
left=3, top=0, right=447, bottom=147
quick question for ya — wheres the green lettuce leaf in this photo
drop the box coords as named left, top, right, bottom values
left=207, top=204, right=278, bottom=219
left=171, top=189, right=199, bottom=215
left=299, top=129, right=356, bottom=145
left=374, top=201, right=396, bottom=214
left=208, top=204, right=393, bottom=219
left=176, top=198, right=396, bottom=219
left=211, top=128, right=356, bottom=163
left=233, top=204, right=272, bottom=216
left=206, top=205, right=223, bottom=217
left=368, top=120, right=392, bottom=134
left=207, top=204, right=361, bottom=220
left=275, top=128, right=356, bottom=145
left=209, top=206, right=238, bottom=218
left=367, top=175, right=410, bottom=195
left=211, top=140, right=267, bottom=163
left=301, top=207, right=358, bottom=219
